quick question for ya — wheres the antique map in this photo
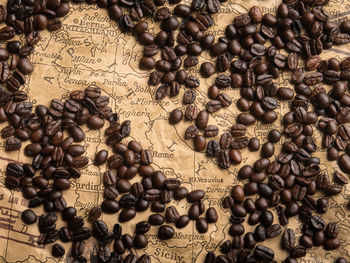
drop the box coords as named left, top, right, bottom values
left=0, top=0, right=349, bottom=262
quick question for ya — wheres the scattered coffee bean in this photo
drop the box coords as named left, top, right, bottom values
left=52, top=243, right=65, bottom=257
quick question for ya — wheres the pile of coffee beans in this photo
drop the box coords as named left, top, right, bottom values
left=0, top=0, right=350, bottom=261
left=164, top=1, right=350, bottom=170
left=5, top=86, right=218, bottom=262
left=0, top=0, right=221, bottom=154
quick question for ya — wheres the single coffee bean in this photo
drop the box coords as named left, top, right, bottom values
left=200, top=62, right=216, bottom=78
left=158, top=225, right=175, bottom=240
left=88, top=206, right=102, bottom=222
left=21, top=209, right=37, bottom=224
left=206, top=207, right=218, bottom=223
left=187, top=190, right=205, bottom=203
left=52, top=243, right=65, bottom=257
left=169, top=109, right=183, bottom=124
left=196, top=217, right=209, bottom=233
left=101, top=199, right=120, bottom=214
left=175, top=215, right=190, bottom=228
left=94, top=150, right=108, bottom=165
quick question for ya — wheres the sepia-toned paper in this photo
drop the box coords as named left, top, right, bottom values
left=0, top=0, right=349, bottom=262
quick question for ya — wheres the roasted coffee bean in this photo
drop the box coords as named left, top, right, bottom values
left=265, top=224, right=282, bottom=238
left=158, top=225, right=174, bottom=240
left=282, top=228, right=296, bottom=250
left=290, top=246, right=306, bottom=258
left=101, top=200, right=120, bottom=214
left=254, top=245, right=274, bottom=261
left=206, top=140, right=220, bottom=157
left=325, top=222, right=339, bottom=238
left=200, top=62, right=216, bottom=78
left=59, top=227, right=71, bottom=243
left=165, top=206, right=180, bottom=223
left=206, top=100, right=222, bottom=113
left=148, top=213, right=164, bottom=226
left=205, top=207, right=218, bottom=223
left=5, top=137, right=22, bottom=151
left=52, top=243, right=65, bottom=257
left=169, top=109, right=183, bottom=124
left=94, top=150, right=108, bottom=165
left=88, top=206, right=102, bottom=223
left=237, top=113, right=256, bottom=126
left=72, top=241, right=85, bottom=257
left=21, top=209, right=37, bottom=224
left=196, top=218, right=208, bottom=233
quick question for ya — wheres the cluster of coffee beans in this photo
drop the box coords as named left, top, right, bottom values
left=5, top=85, right=218, bottom=262
left=5, top=86, right=125, bottom=260
left=0, top=0, right=220, bottom=153
left=192, top=1, right=350, bottom=263
left=166, top=1, right=350, bottom=170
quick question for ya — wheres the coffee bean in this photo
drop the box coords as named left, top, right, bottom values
left=88, top=206, right=102, bottom=223
left=290, top=245, right=306, bottom=258
left=186, top=190, right=204, bottom=203
left=265, top=224, right=282, bottom=238
left=237, top=113, right=256, bottom=125
left=194, top=135, right=206, bottom=151
left=261, top=142, right=275, bottom=158
left=72, top=241, right=85, bottom=257
left=248, top=137, right=260, bottom=151
left=173, top=186, right=188, bottom=200
left=21, top=209, right=37, bottom=224
left=325, top=222, right=339, bottom=238
left=169, top=109, right=183, bottom=124
left=164, top=206, right=180, bottom=223
left=204, top=125, right=219, bottom=137
left=5, top=137, right=22, bottom=151
left=133, top=233, right=148, bottom=249
left=268, top=129, right=281, bottom=143
left=200, top=62, right=216, bottom=77
left=148, top=214, right=164, bottom=226
left=158, top=225, right=174, bottom=239
left=282, top=228, right=296, bottom=251
left=206, top=140, right=220, bottom=157
left=101, top=199, right=120, bottom=214
left=205, top=207, right=218, bottom=223
left=249, top=6, right=262, bottom=23
left=52, top=243, right=65, bottom=257
left=254, top=245, right=274, bottom=261
left=59, top=227, right=71, bottom=242
left=196, top=217, right=208, bottom=233
left=98, top=245, right=111, bottom=262
left=94, top=150, right=108, bottom=165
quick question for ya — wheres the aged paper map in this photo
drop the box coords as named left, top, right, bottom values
left=0, top=0, right=349, bottom=262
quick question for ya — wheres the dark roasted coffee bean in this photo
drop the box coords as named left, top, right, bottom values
left=88, top=206, right=102, bottom=223
left=72, top=241, right=85, bottom=257
left=325, top=222, right=339, bottom=238
left=200, top=62, right=216, bottom=78
left=165, top=206, right=180, bottom=223
left=101, top=200, right=119, bottom=214
left=94, top=150, right=108, bottom=165
left=59, top=227, right=71, bottom=242
left=52, top=243, right=65, bottom=257
left=5, top=137, right=21, bottom=151
left=254, top=245, right=274, bottom=261
left=290, top=245, right=306, bottom=258
left=158, top=225, right=174, bottom=240
left=169, top=109, right=183, bottom=124
left=206, top=100, right=221, bottom=113
left=21, top=209, right=37, bottom=224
